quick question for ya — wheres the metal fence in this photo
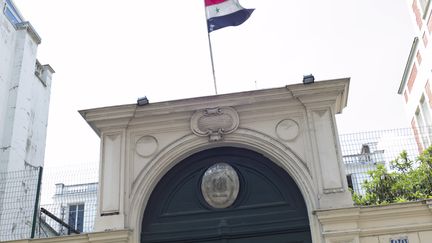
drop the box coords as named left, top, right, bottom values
left=0, top=166, right=42, bottom=241
left=0, top=163, right=98, bottom=240
left=339, top=127, right=422, bottom=195
left=36, top=163, right=98, bottom=238
left=37, top=182, right=97, bottom=238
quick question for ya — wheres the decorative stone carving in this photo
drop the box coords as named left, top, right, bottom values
left=135, top=135, right=158, bottom=158
left=276, top=119, right=300, bottom=141
left=190, top=107, right=239, bottom=142
left=201, top=163, right=240, bottom=208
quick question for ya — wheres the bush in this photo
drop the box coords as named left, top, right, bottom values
left=353, top=146, right=432, bottom=205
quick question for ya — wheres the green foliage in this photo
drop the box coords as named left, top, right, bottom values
left=352, top=146, right=432, bottom=205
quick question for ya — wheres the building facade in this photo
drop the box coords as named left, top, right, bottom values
left=399, top=0, right=432, bottom=152
left=0, top=0, right=54, bottom=173
left=81, top=79, right=354, bottom=243
left=343, top=143, right=385, bottom=195
left=0, top=0, right=54, bottom=240
left=77, top=78, right=432, bottom=243
left=2, top=79, right=432, bottom=243
left=39, top=182, right=97, bottom=237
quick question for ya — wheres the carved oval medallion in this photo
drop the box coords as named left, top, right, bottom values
left=201, top=163, right=239, bottom=209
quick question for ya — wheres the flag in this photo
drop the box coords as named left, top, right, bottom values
left=205, top=0, right=254, bottom=32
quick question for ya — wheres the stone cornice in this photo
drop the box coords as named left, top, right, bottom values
left=80, top=78, right=350, bottom=137
left=4, top=229, right=131, bottom=243
left=286, top=77, right=349, bottom=113
left=316, top=200, right=432, bottom=221
left=316, top=200, right=432, bottom=237
left=15, top=21, right=41, bottom=45
left=43, top=64, right=55, bottom=74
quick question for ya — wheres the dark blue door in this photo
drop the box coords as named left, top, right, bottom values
left=141, top=147, right=312, bottom=243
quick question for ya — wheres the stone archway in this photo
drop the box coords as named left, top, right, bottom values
left=140, top=147, right=312, bottom=243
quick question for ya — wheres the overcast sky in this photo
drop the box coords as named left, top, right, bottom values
left=13, top=0, right=415, bottom=167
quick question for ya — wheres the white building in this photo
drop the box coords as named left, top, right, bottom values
left=39, top=183, right=97, bottom=237
left=343, top=143, right=385, bottom=195
left=399, top=0, right=432, bottom=152
left=340, top=128, right=421, bottom=196
left=0, top=0, right=54, bottom=240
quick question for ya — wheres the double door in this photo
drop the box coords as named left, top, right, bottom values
left=141, top=147, right=312, bottom=243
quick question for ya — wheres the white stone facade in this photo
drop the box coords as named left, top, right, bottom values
left=80, top=78, right=354, bottom=243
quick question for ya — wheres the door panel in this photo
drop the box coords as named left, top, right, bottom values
left=141, top=147, right=312, bottom=243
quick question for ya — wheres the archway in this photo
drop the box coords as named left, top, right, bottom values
left=141, top=147, right=312, bottom=243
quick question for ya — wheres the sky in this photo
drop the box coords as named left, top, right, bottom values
left=12, top=0, right=415, bottom=168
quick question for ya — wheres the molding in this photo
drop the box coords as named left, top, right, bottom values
left=100, top=132, right=123, bottom=214
left=286, top=78, right=350, bottom=114
left=135, top=135, right=158, bottom=158
left=43, top=64, right=55, bottom=74
left=275, top=119, right=300, bottom=141
left=128, top=128, right=319, bottom=243
left=80, top=78, right=350, bottom=137
left=358, top=223, right=432, bottom=237
left=316, top=200, right=432, bottom=239
left=3, top=230, right=131, bottom=243
left=15, top=21, right=41, bottom=44
left=190, top=106, right=239, bottom=141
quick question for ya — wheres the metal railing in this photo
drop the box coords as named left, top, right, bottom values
left=35, top=163, right=98, bottom=238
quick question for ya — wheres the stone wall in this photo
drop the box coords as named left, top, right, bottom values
left=5, top=230, right=130, bottom=243
left=317, top=200, right=432, bottom=243
left=3, top=201, right=432, bottom=243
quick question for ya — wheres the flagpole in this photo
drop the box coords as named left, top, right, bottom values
left=207, top=32, right=218, bottom=95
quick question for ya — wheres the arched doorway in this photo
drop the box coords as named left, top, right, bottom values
left=141, top=147, right=312, bottom=243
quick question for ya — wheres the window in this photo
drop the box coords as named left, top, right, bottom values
left=346, top=175, right=353, bottom=190
left=419, top=0, right=431, bottom=14
left=421, top=95, right=432, bottom=142
left=420, top=95, right=432, bottom=124
left=3, top=0, right=23, bottom=26
left=416, top=106, right=430, bottom=147
left=68, top=204, right=84, bottom=233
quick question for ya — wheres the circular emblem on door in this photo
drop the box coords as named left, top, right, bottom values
left=201, top=163, right=240, bottom=209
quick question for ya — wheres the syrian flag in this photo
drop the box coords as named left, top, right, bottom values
left=205, top=0, right=254, bottom=32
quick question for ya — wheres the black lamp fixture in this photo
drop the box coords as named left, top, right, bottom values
left=303, top=74, right=315, bottom=84
left=137, top=96, right=149, bottom=106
